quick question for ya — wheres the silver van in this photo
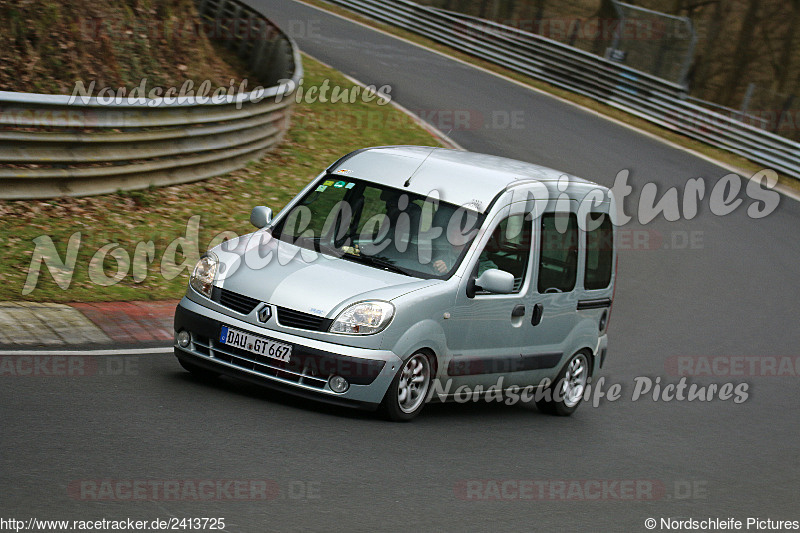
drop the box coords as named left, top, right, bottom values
left=174, top=146, right=617, bottom=420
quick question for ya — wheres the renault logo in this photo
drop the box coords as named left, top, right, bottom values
left=257, top=305, right=272, bottom=323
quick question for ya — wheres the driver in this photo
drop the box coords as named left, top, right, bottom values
left=429, top=206, right=497, bottom=275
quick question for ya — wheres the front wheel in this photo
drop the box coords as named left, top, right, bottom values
left=381, top=353, right=432, bottom=421
left=536, top=351, right=590, bottom=416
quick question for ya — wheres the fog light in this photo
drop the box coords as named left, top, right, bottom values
left=328, top=375, right=349, bottom=393
left=176, top=330, right=191, bottom=348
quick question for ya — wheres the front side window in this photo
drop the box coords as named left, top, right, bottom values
left=271, top=176, right=483, bottom=279
left=538, top=212, right=578, bottom=293
left=474, top=214, right=532, bottom=294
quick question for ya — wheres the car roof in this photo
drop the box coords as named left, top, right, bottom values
left=327, top=146, right=607, bottom=213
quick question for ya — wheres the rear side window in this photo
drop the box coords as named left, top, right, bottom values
left=584, top=214, right=613, bottom=290
left=538, top=213, right=578, bottom=293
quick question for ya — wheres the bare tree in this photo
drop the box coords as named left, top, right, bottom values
left=478, top=0, right=491, bottom=18
left=777, top=0, right=800, bottom=94
left=716, top=0, right=760, bottom=106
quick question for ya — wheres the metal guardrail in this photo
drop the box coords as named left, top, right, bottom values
left=0, top=0, right=302, bottom=199
left=326, top=0, right=800, bottom=180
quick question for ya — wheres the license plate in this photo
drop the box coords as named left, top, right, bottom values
left=219, top=326, right=292, bottom=363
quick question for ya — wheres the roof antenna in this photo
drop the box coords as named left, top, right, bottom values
left=404, top=129, right=451, bottom=187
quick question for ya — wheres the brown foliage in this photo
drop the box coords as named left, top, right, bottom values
left=0, top=0, right=267, bottom=94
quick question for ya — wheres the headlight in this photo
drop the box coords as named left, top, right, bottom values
left=329, top=301, right=394, bottom=335
left=190, top=252, right=218, bottom=298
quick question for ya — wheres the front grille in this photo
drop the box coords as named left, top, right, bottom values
left=184, top=325, right=385, bottom=387
left=201, top=337, right=328, bottom=389
left=277, top=307, right=333, bottom=331
left=214, top=287, right=260, bottom=315
left=194, top=335, right=210, bottom=356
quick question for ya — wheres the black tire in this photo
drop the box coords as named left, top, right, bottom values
left=381, top=352, right=432, bottom=422
left=177, top=357, right=220, bottom=381
left=535, top=351, right=591, bottom=416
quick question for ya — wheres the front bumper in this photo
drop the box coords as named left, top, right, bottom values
left=173, top=297, right=403, bottom=410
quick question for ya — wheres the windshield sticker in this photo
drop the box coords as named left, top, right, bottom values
left=344, top=182, right=356, bottom=189
left=333, top=181, right=346, bottom=188
left=315, top=185, right=328, bottom=192
left=323, top=180, right=334, bottom=186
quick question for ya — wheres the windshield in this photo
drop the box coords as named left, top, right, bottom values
left=271, top=176, right=484, bottom=279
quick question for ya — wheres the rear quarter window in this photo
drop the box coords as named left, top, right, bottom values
left=584, top=214, right=613, bottom=290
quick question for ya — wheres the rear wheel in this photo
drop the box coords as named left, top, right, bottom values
left=381, top=352, right=432, bottom=421
left=536, top=351, right=590, bottom=416
left=177, top=357, right=220, bottom=381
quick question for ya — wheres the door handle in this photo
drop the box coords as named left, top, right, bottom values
left=531, top=303, right=543, bottom=326
left=511, top=304, right=526, bottom=318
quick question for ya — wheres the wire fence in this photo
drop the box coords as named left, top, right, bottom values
left=609, top=2, right=696, bottom=86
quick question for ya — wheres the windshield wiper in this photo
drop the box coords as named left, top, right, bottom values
left=342, top=253, right=413, bottom=277
left=291, top=236, right=341, bottom=257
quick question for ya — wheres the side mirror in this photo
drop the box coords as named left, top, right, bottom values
left=471, top=269, right=515, bottom=296
left=250, top=206, right=273, bottom=229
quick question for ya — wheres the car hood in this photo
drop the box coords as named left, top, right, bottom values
left=211, top=231, right=439, bottom=317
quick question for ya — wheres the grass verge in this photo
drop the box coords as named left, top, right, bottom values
left=0, top=54, right=438, bottom=303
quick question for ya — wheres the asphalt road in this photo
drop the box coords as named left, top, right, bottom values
left=2, top=1, right=799, bottom=531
